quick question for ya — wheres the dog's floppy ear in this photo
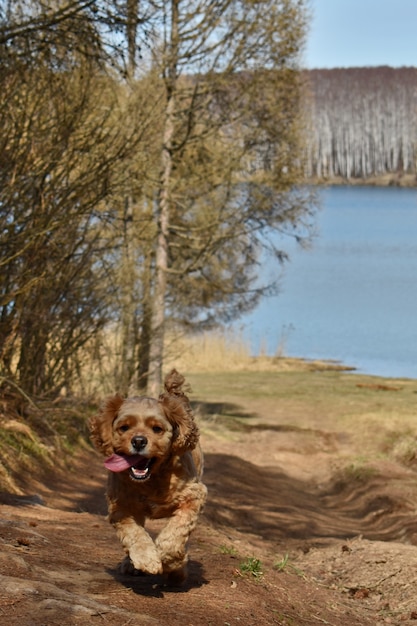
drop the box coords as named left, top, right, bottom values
left=159, top=369, right=199, bottom=455
left=89, top=395, right=124, bottom=456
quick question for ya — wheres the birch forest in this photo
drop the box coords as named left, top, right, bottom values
left=304, top=67, right=417, bottom=180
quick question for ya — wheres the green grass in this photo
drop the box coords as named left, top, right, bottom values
left=274, top=554, right=306, bottom=579
left=239, top=557, right=263, bottom=578
left=0, top=429, right=51, bottom=462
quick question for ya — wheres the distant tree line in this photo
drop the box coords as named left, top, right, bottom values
left=304, top=67, right=417, bottom=180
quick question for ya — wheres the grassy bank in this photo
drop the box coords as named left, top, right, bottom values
left=185, top=367, right=417, bottom=472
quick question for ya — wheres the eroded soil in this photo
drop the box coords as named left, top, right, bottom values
left=1, top=395, right=417, bottom=625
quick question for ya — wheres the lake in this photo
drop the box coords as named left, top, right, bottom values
left=234, top=185, right=417, bottom=379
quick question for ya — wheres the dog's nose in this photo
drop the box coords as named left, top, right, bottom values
left=131, top=435, right=147, bottom=451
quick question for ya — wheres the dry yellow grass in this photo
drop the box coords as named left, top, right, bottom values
left=164, top=330, right=252, bottom=372
left=165, top=330, right=351, bottom=374
left=77, top=328, right=353, bottom=396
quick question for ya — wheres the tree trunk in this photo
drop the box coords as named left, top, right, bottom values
left=146, top=1, right=178, bottom=396
left=118, top=196, right=137, bottom=394
left=146, top=98, right=174, bottom=396
left=136, top=252, right=153, bottom=392
left=126, top=0, right=139, bottom=75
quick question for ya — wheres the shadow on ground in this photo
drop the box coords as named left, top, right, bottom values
left=109, top=559, right=208, bottom=597
left=203, top=452, right=417, bottom=547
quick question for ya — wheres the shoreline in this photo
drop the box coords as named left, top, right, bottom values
left=243, top=354, right=417, bottom=381
left=309, top=173, right=417, bottom=188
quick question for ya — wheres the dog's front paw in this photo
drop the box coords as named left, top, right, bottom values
left=128, top=544, right=163, bottom=575
left=156, top=536, right=186, bottom=570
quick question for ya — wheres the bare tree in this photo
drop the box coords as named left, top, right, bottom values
left=136, top=0, right=314, bottom=394
left=0, top=2, right=148, bottom=396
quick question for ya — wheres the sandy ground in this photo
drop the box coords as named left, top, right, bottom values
left=1, top=401, right=417, bottom=625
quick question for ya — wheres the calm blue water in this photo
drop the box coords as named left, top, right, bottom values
left=235, top=186, right=417, bottom=379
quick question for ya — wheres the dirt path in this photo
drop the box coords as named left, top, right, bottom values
left=1, top=413, right=417, bottom=625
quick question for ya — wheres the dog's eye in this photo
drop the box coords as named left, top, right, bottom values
left=119, top=424, right=130, bottom=433
left=152, top=425, right=164, bottom=434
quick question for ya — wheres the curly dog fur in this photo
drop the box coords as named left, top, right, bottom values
left=89, top=369, right=207, bottom=585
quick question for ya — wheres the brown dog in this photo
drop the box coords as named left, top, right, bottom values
left=89, top=369, right=207, bottom=585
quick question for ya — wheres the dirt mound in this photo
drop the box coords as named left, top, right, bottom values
left=301, top=537, right=417, bottom=619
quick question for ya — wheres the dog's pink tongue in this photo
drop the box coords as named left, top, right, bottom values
left=104, top=453, right=141, bottom=472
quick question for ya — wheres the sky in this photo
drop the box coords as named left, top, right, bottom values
left=305, top=0, right=417, bottom=69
